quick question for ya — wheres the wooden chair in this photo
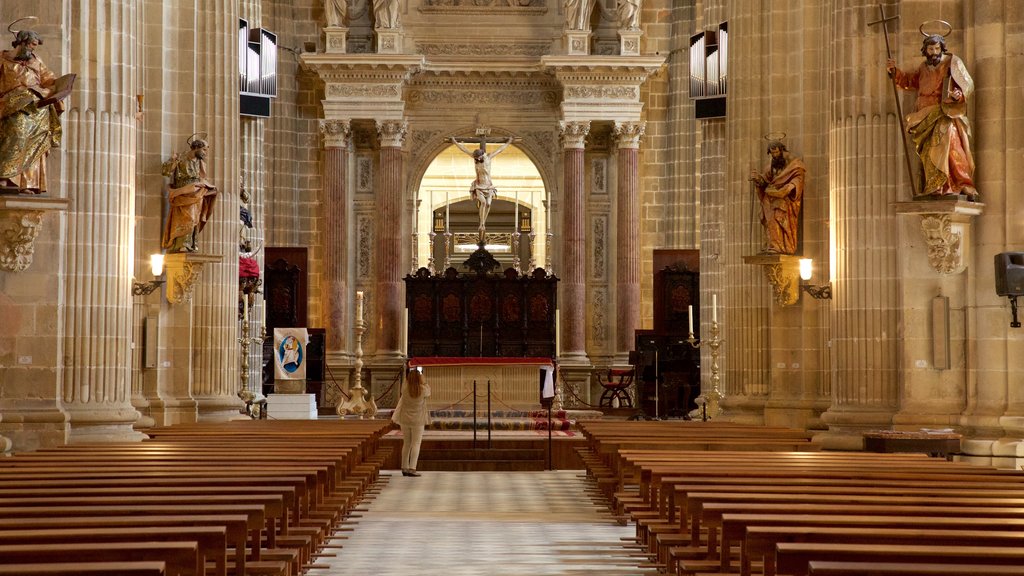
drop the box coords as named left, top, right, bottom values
left=596, top=368, right=635, bottom=408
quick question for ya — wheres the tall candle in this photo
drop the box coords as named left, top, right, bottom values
left=445, top=190, right=450, bottom=230
left=514, top=190, right=519, bottom=229
left=688, top=305, right=694, bottom=335
left=356, top=291, right=364, bottom=325
left=712, top=294, right=717, bottom=323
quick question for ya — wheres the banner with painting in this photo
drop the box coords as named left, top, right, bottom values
left=273, top=327, right=308, bottom=380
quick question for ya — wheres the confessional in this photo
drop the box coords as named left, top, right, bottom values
left=630, top=249, right=701, bottom=419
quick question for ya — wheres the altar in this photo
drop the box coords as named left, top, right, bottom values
left=408, top=357, right=555, bottom=410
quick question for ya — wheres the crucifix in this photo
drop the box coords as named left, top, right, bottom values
left=450, top=128, right=517, bottom=241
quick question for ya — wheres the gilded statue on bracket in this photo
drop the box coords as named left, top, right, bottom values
left=0, top=18, right=75, bottom=194
left=749, top=137, right=806, bottom=255
left=161, top=134, right=219, bottom=253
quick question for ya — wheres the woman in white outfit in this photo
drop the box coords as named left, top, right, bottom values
left=391, top=368, right=431, bottom=476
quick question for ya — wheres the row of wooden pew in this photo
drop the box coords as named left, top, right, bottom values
left=576, top=420, right=1024, bottom=576
left=0, top=419, right=394, bottom=576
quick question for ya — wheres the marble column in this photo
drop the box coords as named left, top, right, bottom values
left=321, top=120, right=352, bottom=362
left=61, top=0, right=146, bottom=442
left=191, top=0, right=242, bottom=421
left=559, top=121, right=591, bottom=365
left=613, top=121, right=645, bottom=364
left=375, top=120, right=407, bottom=359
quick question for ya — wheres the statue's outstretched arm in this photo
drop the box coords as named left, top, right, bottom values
left=491, top=137, right=515, bottom=158
left=450, top=137, right=473, bottom=156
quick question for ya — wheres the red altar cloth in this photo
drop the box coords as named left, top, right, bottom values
left=408, top=357, right=554, bottom=368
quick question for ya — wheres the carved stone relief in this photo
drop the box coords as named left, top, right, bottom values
left=415, top=42, right=550, bottom=57
left=559, top=121, right=591, bottom=149
left=522, top=130, right=558, bottom=178
left=591, top=157, right=607, bottom=194
left=0, top=210, right=43, bottom=272
left=565, top=85, right=638, bottom=100
left=921, top=215, right=964, bottom=275
left=358, top=214, right=373, bottom=279
left=593, top=215, right=607, bottom=280
left=326, top=84, right=401, bottom=99
left=592, top=287, right=607, bottom=342
left=356, top=156, right=373, bottom=193
left=407, top=89, right=558, bottom=108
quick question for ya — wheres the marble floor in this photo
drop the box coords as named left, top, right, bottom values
left=307, top=470, right=660, bottom=576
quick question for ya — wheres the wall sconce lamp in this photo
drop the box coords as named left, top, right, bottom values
left=132, top=254, right=166, bottom=296
left=798, top=258, right=832, bottom=300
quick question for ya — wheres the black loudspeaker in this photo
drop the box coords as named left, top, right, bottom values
left=994, top=252, right=1024, bottom=297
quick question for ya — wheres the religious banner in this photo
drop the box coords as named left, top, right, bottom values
left=273, top=327, right=308, bottom=380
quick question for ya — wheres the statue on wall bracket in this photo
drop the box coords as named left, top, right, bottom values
left=749, top=135, right=806, bottom=256
left=161, top=133, right=219, bottom=253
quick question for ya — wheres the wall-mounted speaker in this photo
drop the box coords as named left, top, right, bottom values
left=994, top=252, right=1024, bottom=297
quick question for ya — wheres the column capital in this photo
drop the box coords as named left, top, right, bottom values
left=376, top=119, right=408, bottom=148
left=559, top=120, right=591, bottom=149
left=613, top=121, right=646, bottom=149
left=320, top=119, right=352, bottom=148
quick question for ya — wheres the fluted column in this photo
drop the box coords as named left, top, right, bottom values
left=192, top=0, right=242, bottom=421
left=321, top=120, right=352, bottom=361
left=613, top=121, right=644, bottom=362
left=375, top=120, right=407, bottom=358
left=559, top=121, right=590, bottom=364
left=61, top=0, right=145, bottom=442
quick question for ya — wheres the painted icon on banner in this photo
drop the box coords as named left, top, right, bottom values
left=273, top=328, right=308, bottom=380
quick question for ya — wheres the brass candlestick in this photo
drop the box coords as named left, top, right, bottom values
left=687, top=319, right=724, bottom=421
left=337, top=292, right=377, bottom=418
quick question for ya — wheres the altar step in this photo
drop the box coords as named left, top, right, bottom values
left=427, top=416, right=573, bottom=432
left=416, top=445, right=547, bottom=472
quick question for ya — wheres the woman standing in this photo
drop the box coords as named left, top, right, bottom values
left=391, top=368, right=431, bottom=476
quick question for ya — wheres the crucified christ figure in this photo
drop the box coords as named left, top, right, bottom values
left=450, top=135, right=515, bottom=238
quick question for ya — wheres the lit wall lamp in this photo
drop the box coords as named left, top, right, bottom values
left=798, top=258, right=832, bottom=300
left=132, top=254, right=166, bottom=296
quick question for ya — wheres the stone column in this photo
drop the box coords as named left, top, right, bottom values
left=60, top=0, right=146, bottom=442
left=559, top=121, right=591, bottom=366
left=374, top=120, right=407, bottom=359
left=613, top=121, right=645, bottom=364
left=321, top=120, right=352, bottom=363
left=192, top=0, right=242, bottom=421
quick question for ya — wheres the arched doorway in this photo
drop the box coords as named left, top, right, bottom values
left=415, top=143, right=547, bottom=273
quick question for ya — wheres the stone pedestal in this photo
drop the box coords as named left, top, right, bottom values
left=164, top=253, right=223, bottom=305
left=0, top=195, right=70, bottom=272
left=375, top=30, right=402, bottom=54
left=618, top=31, right=641, bottom=56
left=743, top=253, right=801, bottom=306
left=564, top=30, right=591, bottom=56
left=267, top=393, right=317, bottom=420
left=324, top=26, right=348, bottom=54
left=274, top=380, right=306, bottom=394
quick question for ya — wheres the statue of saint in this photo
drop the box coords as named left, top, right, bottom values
left=565, top=0, right=598, bottom=31
left=749, top=140, right=806, bottom=255
left=0, top=26, right=74, bottom=194
left=161, top=136, right=219, bottom=253
left=372, top=0, right=400, bottom=29
left=887, top=34, right=976, bottom=199
left=451, top=136, right=515, bottom=236
left=326, top=0, right=347, bottom=27
left=617, top=0, right=640, bottom=31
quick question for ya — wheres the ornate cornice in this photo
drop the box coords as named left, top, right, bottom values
left=613, top=121, right=646, bottom=149
left=541, top=55, right=665, bottom=122
left=415, top=42, right=551, bottom=57
left=566, top=85, right=638, bottom=100
left=376, top=120, right=409, bottom=148
left=417, top=0, right=547, bottom=15
left=0, top=196, right=70, bottom=273
left=559, top=121, right=591, bottom=149
left=319, top=119, right=352, bottom=148
left=300, top=54, right=425, bottom=82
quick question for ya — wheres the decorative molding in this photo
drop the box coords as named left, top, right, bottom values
left=0, top=196, right=70, bottom=273
left=376, top=120, right=408, bottom=147
left=409, top=129, right=443, bottom=158
left=325, top=83, right=401, bottom=99
left=592, top=216, right=607, bottom=280
left=415, top=42, right=550, bottom=57
left=164, top=253, right=221, bottom=305
left=407, top=88, right=558, bottom=107
left=613, top=121, right=645, bottom=148
left=319, top=119, right=352, bottom=148
left=522, top=130, right=557, bottom=178
left=619, top=31, right=641, bottom=56
left=743, top=253, right=801, bottom=307
left=564, top=30, right=591, bottom=56
left=566, top=85, right=639, bottom=100
left=591, top=157, right=607, bottom=194
left=419, top=0, right=547, bottom=14
left=559, top=121, right=591, bottom=149
left=324, top=26, right=348, bottom=54
left=358, top=214, right=373, bottom=278
left=375, top=30, right=402, bottom=54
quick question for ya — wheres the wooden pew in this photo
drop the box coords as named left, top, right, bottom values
left=0, top=561, right=168, bottom=575
left=807, top=561, right=1024, bottom=576
left=0, top=542, right=199, bottom=576
left=775, top=543, right=1024, bottom=576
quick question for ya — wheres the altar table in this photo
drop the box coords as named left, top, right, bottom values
left=407, top=357, right=555, bottom=410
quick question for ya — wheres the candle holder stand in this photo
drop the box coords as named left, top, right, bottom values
left=687, top=319, right=724, bottom=421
